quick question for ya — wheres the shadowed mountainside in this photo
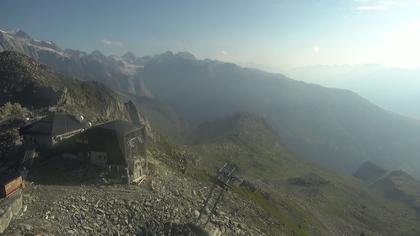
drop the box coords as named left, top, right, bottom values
left=137, top=52, right=420, bottom=176
left=0, top=51, right=129, bottom=122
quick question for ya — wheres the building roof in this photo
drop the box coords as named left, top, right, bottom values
left=20, top=113, right=89, bottom=136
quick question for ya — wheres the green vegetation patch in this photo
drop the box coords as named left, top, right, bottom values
left=233, top=186, right=308, bottom=236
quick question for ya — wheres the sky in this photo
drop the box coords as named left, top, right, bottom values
left=1, top=0, right=420, bottom=70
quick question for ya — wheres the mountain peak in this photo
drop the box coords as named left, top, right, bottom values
left=13, top=29, right=32, bottom=40
left=161, top=50, right=174, bottom=57
left=64, top=49, right=87, bottom=58
left=176, top=51, right=196, bottom=60
left=122, top=51, right=136, bottom=63
left=353, top=161, right=387, bottom=183
left=0, top=29, right=10, bottom=34
left=151, top=50, right=196, bottom=63
left=90, top=50, right=106, bottom=60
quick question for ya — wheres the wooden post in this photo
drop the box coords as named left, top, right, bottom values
left=126, top=167, right=130, bottom=185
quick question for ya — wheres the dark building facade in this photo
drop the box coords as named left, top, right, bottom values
left=74, top=120, right=147, bottom=182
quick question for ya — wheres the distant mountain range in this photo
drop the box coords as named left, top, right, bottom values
left=1, top=29, right=420, bottom=178
left=0, top=29, right=145, bottom=94
left=135, top=51, right=420, bottom=177
left=287, top=64, right=420, bottom=119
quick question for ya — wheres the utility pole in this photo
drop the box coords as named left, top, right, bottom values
left=196, top=162, right=237, bottom=227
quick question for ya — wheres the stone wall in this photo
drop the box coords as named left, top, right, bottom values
left=0, top=190, right=22, bottom=233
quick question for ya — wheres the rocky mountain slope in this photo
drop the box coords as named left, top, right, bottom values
left=1, top=47, right=420, bottom=235
left=0, top=51, right=128, bottom=122
left=353, top=161, right=387, bottom=184
left=3, top=112, right=419, bottom=235
left=2, top=29, right=420, bottom=177
left=188, top=113, right=420, bottom=235
left=354, top=162, right=420, bottom=221
left=372, top=170, right=420, bottom=214
left=5, top=151, right=274, bottom=235
left=136, top=51, right=420, bottom=177
left=0, top=52, right=276, bottom=235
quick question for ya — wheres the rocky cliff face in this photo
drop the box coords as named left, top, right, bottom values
left=57, top=81, right=129, bottom=122
left=0, top=51, right=129, bottom=122
left=0, top=51, right=61, bottom=108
